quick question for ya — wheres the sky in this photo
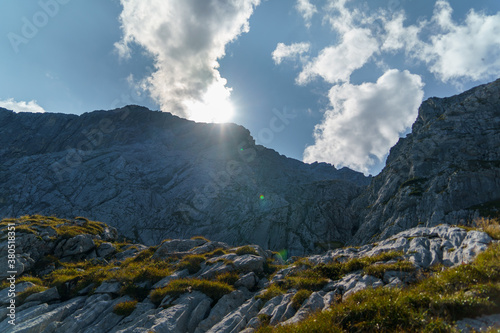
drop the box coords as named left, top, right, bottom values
left=1, top=0, right=500, bottom=175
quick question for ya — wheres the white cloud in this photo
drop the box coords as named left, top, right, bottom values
left=115, top=0, right=260, bottom=121
left=425, top=2, right=500, bottom=82
left=0, top=98, right=45, bottom=113
left=295, top=0, right=317, bottom=28
left=297, top=28, right=378, bottom=85
left=382, top=1, right=500, bottom=83
left=381, top=13, right=424, bottom=53
left=272, top=42, right=310, bottom=65
left=303, top=69, right=424, bottom=175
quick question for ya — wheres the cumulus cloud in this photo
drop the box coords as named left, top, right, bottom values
left=115, top=0, right=260, bottom=121
left=382, top=1, right=500, bottom=83
left=273, top=0, right=500, bottom=173
left=303, top=70, right=424, bottom=175
left=0, top=98, right=45, bottom=113
left=272, top=42, right=310, bottom=65
left=297, top=28, right=378, bottom=85
left=425, top=1, right=500, bottom=82
left=295, top=0, right=317, bottom=28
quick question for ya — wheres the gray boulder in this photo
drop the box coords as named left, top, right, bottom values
left=54, top=234, right=95, bottom=259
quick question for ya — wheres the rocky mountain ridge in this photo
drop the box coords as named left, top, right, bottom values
left=0, top=215, right=498, bottom=332
left=1, top=78, right=500, bottom=256
left=0, top=106, right=368, bottom=256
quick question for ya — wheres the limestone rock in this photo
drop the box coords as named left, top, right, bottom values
left=195, top=289, right=251, bottom=333
left=24, top=287, right=60, bottom=304
left=54, top=234, right=95, bottom=259
left=206, top=298, right=262, bottom=333
left=235, top=272, right=259, bottom=290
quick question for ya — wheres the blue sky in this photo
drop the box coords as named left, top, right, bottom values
left=1, top=0, right=500, bottom=175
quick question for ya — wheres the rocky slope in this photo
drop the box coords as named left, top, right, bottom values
left=1, top=216, right=498, bottom=332
left=350, top=78, right=500, bottom=245
left=0, top=106, right=368, bottom=256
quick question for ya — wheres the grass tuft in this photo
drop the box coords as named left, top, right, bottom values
left=150, top=278, right=234, bottom=306
left=113, top=300, right=138, bottom=316
left=292, top=290, right=312, bottom=310
left=475, top=217, right=500, bottom=240
left=235, top=246, right=259, bottom=256
left=17, top=285, right=48, bottom=304
left=176, top=254, right=205, bottom=274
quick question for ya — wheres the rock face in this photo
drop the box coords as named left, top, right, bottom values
left=0, top=106, right=368, bottom=256
left=350, top=78, right=500, bottom=244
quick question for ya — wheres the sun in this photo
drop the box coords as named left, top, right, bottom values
left=185, top=80, right=235, bottom=123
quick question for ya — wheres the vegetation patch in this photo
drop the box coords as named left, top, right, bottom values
left=215, top=271, right=240, bottom=285
left=150, top=278, right=234, bottom=306
left=235, top=246, right=259, bottom=256
left=362, top=261, right=416, bottom=279
left=177, top=254, right=205, bottom=274
left=257, top=243, right=500, bottom=333
left=291, top=289, right=312, bottom=310
left=255, top=284, right=286, bottom=303
left=17, top=285, right=48, bottom=304
left=191, top=236, right=209, bottom=241
left=0, top=215, right=106, bottom=239
left=45, top=255, right=172, bottom=299
left=204, top=248, right=227, bottom=258
left=305, top=251, right=404, bottom=282
left=475, top=217, right=500, bottom=240
left=113, top=300, right=138, bottom=316
left=17, top=276, right=44, bottom=285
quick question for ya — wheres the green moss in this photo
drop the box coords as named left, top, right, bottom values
left=150, top=278, right=234, bottom=306
left=113, top=300, right=138, bottom=316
